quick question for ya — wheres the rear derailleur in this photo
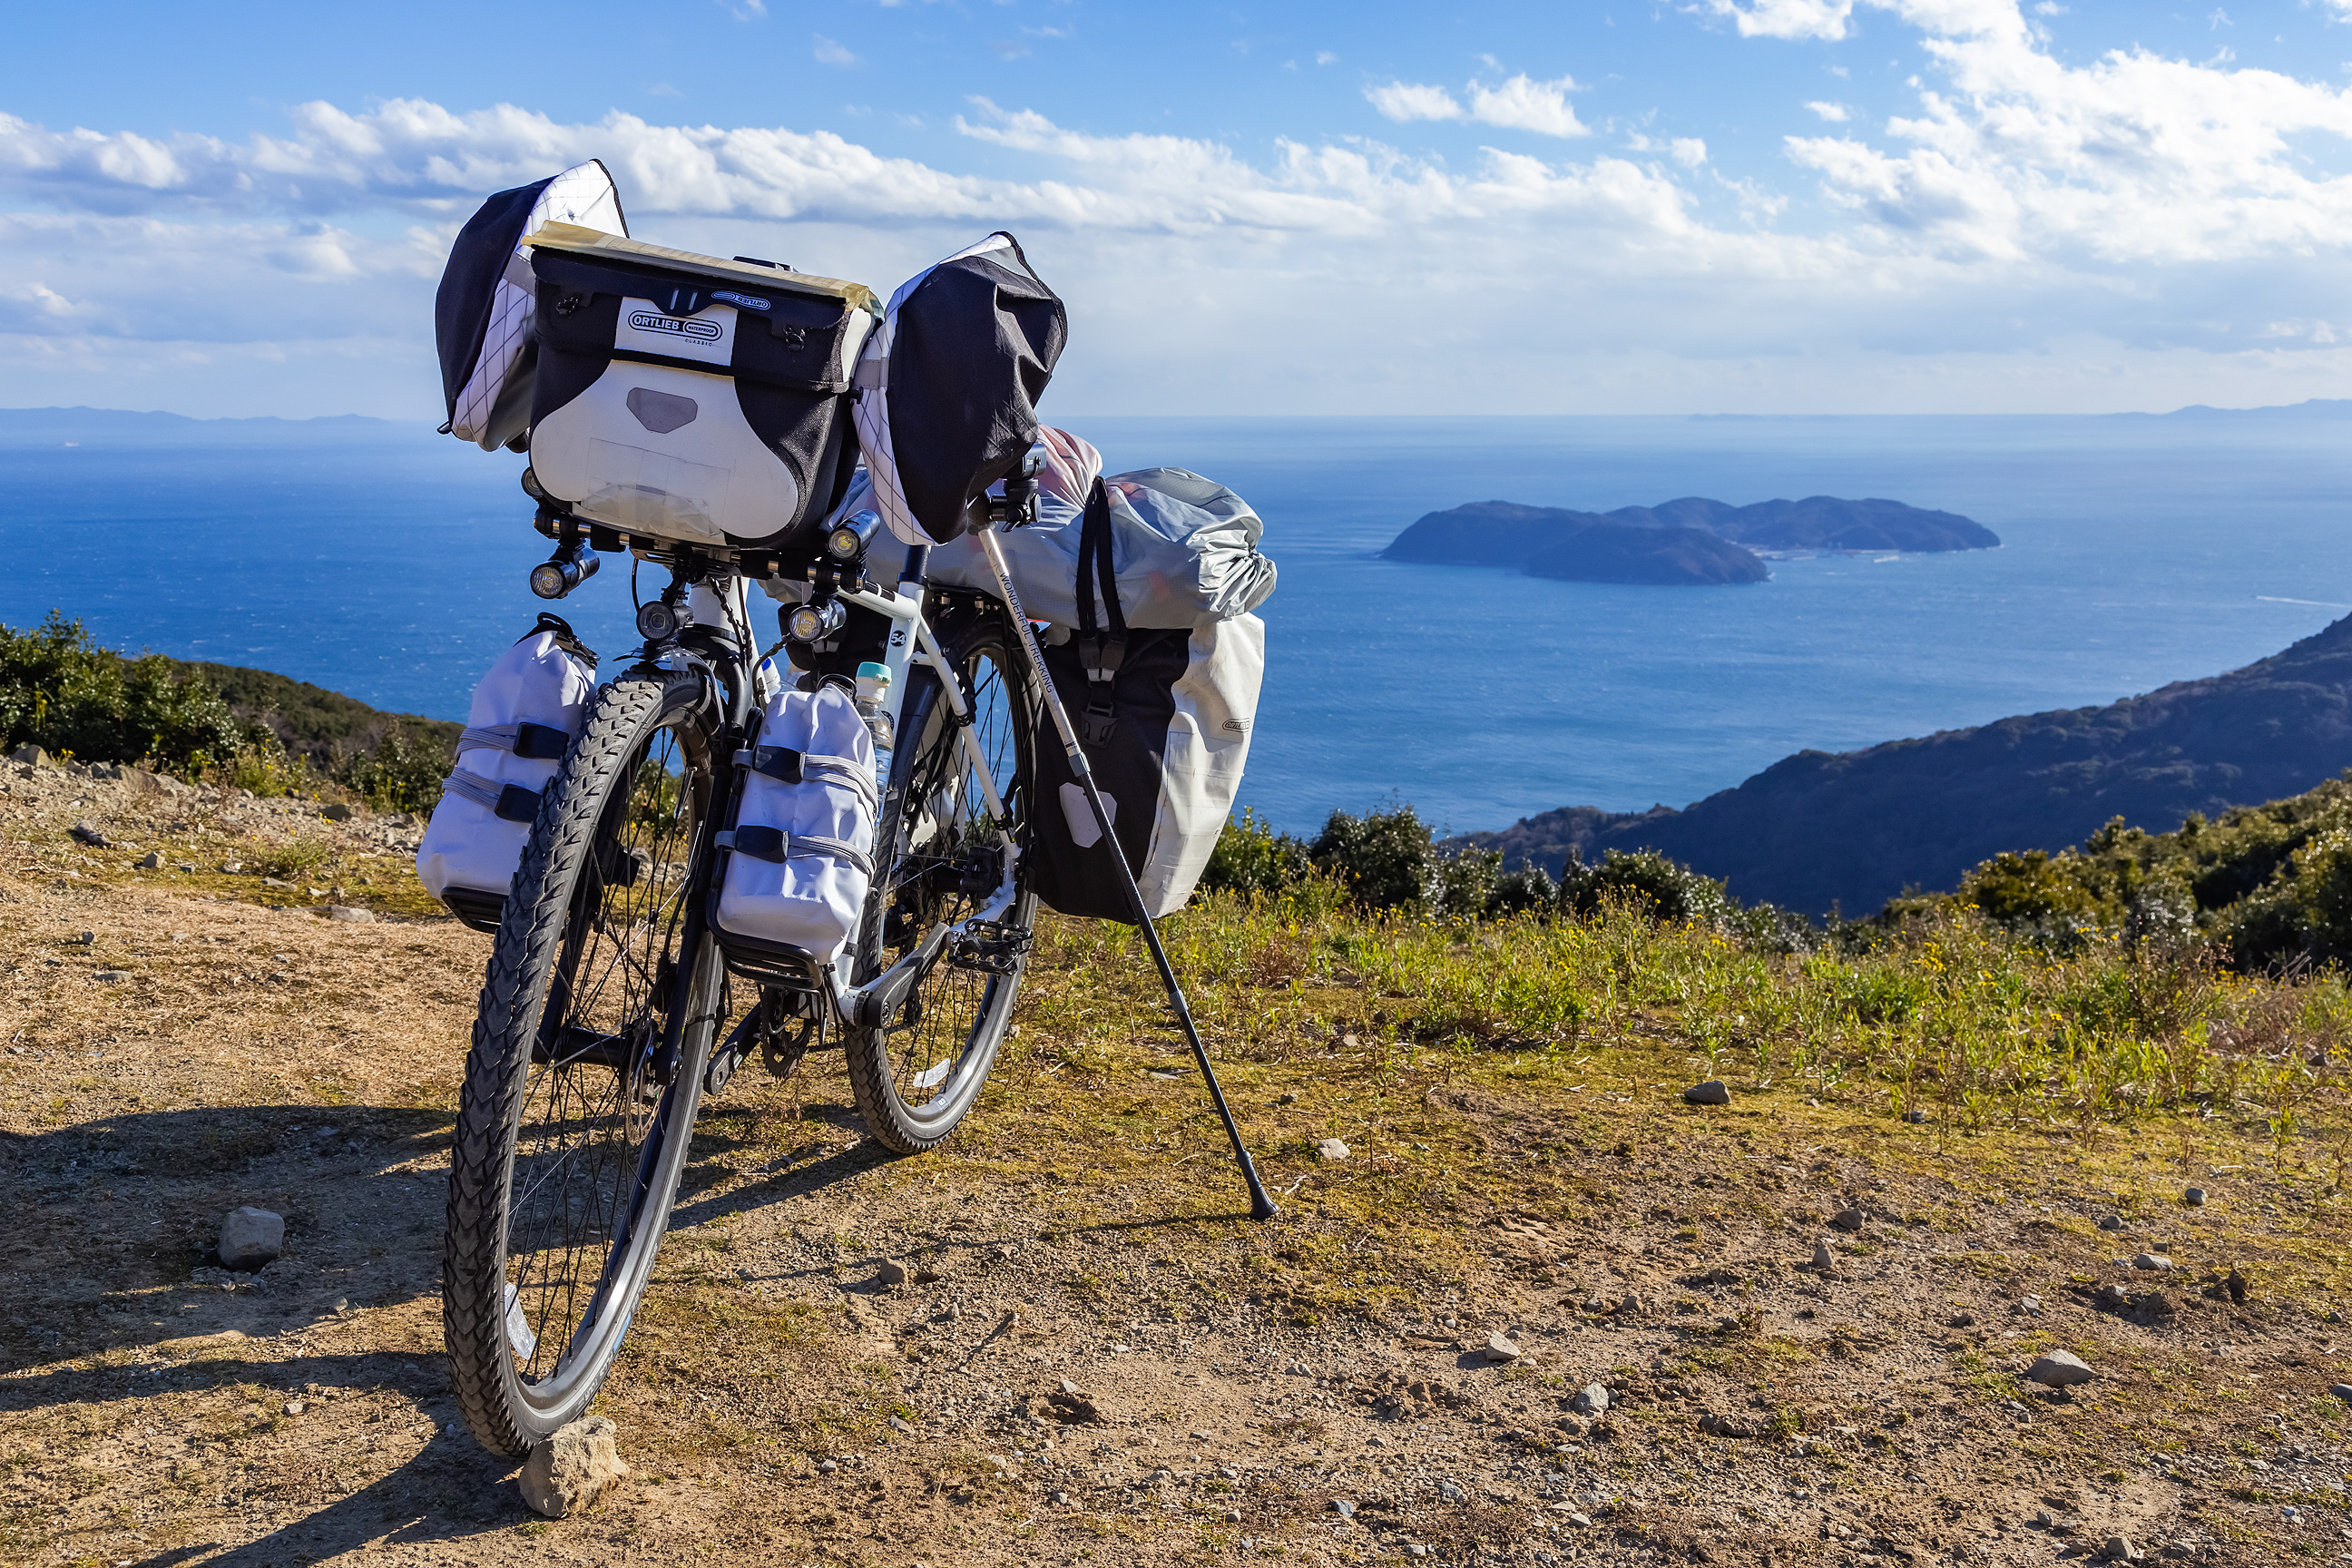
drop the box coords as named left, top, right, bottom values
left=947, top=921, right=1032, bottom=975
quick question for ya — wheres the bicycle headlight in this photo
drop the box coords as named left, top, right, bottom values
left=825, top=508, right=884, bottom=563
left=785, top=598, right=848, bottom=643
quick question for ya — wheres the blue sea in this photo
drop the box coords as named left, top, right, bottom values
left=3, top=409, right=2349, bottom=839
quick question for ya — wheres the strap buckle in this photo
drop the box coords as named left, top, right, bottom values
left=717, top=827, right=789, bottom=863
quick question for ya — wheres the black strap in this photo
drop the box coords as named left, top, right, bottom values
left=724, top=827, right=789, bottom=863
left=525, top=612, right=599, bottom=671
left=748, top=747, right=805, bottom=784
left=1073, top=477, right=1126, bottom=749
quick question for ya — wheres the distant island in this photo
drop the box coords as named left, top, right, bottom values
left=1383, top=495, right=2000, bottom=585
left=1444, top=610, right=2352, bottom=916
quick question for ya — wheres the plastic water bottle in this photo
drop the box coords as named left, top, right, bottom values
left=855, top=661, right=895, bottom=755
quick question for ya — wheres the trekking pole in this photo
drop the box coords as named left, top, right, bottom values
left=974, top=523, right=1279, bottom=1223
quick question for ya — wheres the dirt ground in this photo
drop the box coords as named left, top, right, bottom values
left=4, top=754, right=2350, bottom=1568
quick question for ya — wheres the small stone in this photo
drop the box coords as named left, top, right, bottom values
left=137, top=851, right=162, bottom=869
left=877, top=1259, right=910, bottom=1286
left=1329, top=1498, right=1356, bottom=1519
left=2328, top=1384, right=2352, bottom=1406
left=1904, top=1108, right=1927, bottom=1122
left=2027, top=1349, right=2097, bottom=1387
left=1279, top=1092, right=1298, bottom=1104
left=261, top=877, right=292, bottom=889
left=1408, top=1546, right=1432, bottom=1558
left=175, top=862, right=195, bottom=873
left=326, top=905, right=375, bottom=923
left=1811, top=1240, right=1837, bottom=1271
left=1566, top=1513, right=1593, bottom=1528
left=1046, top=1385, right=1102, bottom=1424
left=520, top=1415, right=630, bottom=1519
left=283, top=1399, right=306, bottom=1416
left=1683, top=1080, right=1730, bottom=1106
left=2132, top=1253, right=2175, bottom=1271
left=887, top=1415, right=915, bottom=1436
left=2014, top=1294, right=2043, bottom=1316
left=1051, top=1490, right=1070, bottom=1505
left=1948, top=1310, right=1976, bottom=1328
left=2100, top=1535, right=2139, bottom=1563
left=320, top=802, right=353, bottom=822
left=2183, top=1186, right=2207, bottom=1207
left=1317, top=1139, right=1350, bottom=1161
left=218, top=1206, right=285, bottom=1270
left=220, top=860, right=243, bottom=874
left=9, top=743, right=44, bottom=766
left=1571, top=1384, right=1609, bottom=1416
left=1437, top=1479, right=1465, bottom=1502
left=69, top=822, right=107, bottom=847
left=1830, top=1208, right=1866, bottom=1232
left=2098, top=1215, right=2124, bottom=1230
left=93, top=970, right=129, bottom=983
left=1484, top=1331, right=1522, bottom=1363
left=70, top=931, right=93, bottom=945
left=818, top=1458, right=838, bottom=1474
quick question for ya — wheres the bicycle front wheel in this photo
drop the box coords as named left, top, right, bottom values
left=443, top=669, right=722, bottom=1456
left=846, top=603, right=1039, bottom=1152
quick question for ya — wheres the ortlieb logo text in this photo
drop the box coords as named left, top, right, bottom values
left=627, top=310, right=723, bottom=341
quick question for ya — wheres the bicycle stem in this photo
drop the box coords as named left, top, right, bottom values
left=973, top=525, right=1279, bottom=1224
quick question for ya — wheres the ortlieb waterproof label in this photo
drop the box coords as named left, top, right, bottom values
left=713, top=681, right=877, bottom=964
left=416, top=620, right=598, bottom=906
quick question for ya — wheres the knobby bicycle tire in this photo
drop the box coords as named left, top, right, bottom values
left=845, top=605, right=1039, bottom=1152
left=443, top=669, right=723, bottom=1456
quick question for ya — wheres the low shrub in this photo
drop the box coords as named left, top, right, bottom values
left=0, top=612, right=256, bottom=771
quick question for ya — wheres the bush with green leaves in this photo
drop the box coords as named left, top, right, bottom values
left=0, top=612, right=257, bottom=770
left=1559, top=848, right=1732, bottom=926
left=1311, top=803, right=1437, bottom=912
left=334, top=726, right=451, bottom=814
left=1200, top=807, right=1312, bottom=898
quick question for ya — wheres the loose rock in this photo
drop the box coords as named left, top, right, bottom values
left=1316, top=1138, right=1350, bottom=1161
left=320, top=802, right=353, bottom=822
left=2098, top=1215, right=2124, bottom=1230
left=1045, top=1384, right=1102, bottom=1424
left=69, top=822, right=106, bottom=847
left=2027, top=1349, right=2097, bottom=1387
left=2132, top=1252, right=2175, bottom=1271
left=2099, top=1535, right=2140, bottom=1563
left=2329, top=1384, right=2352, bottom=1406
left=1329, top=1498, right=1356, bottom=1520
left=520, top=1415, right=630, bottom=1519
left=1437, top=1479, right=1465, bottom=1502
left=218, top=1207, right=285, bottom=1270
left=877, top=1259, right=910, bottom=1286
left=137, top=851, right=162, bottom=869
left=1904, top=1108, right=1927, bottom=1123
left=1683, top=1080, right=1730, bottom=1106
left=326, top=905, right=376, bottom=924
left=1484, top=1330, right=1521, bottom=1363
left=2183, top=1186, right=2207, bottom=1207
left=1571, top=1384, right=1609, bottom=1416
left=1811, top=1240, right=1837, bottom=1271
left=1829, top=1208, right=1866, bottom=1232
left=10, top=743, right=44, bottom=765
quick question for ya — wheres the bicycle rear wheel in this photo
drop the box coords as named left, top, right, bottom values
left=444, top=670, right=723, bottom=1456
left=845, top=603, right=1038, bottom=1152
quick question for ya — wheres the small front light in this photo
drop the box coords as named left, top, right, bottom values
left=785, top=598, right=848, bottom=643
left=825, top=508, right=884, bottom=563
left=637, top=600, right=681, bottom=642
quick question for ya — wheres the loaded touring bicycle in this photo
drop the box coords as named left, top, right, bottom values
left=423, top=172, right=1276, bottom=1455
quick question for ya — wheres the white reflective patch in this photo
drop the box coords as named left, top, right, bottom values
left=503, top=1283, right=538, bottom=1362
left=908, top=1058, right=953, bottom=1090
left=1061, top=781, right=1112, bottom=849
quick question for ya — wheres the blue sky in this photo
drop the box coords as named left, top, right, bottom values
left=6, top=0, right=2352, bottom=417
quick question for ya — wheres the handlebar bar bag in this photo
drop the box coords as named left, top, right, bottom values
left=416, top=615, right=600, bottom=929
left=521, top=224, right=879, bottom=551
left=436, top=161, right=627, bottom=453
left=713, top=680, right=877, bottom=965
left=924, top=454, right=1278, bottom=629
left=853, top=232, right=1066, bottom=546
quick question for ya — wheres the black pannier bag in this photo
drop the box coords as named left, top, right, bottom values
left=435, top=161, right=628, bottom=452
left=854, top=232, right=1067, bottom=545
left=1029, top=479, right=1267, bottom=924
left=524, top=223, right=880, bottom=550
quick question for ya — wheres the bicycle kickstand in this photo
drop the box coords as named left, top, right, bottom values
left=975, top=525, right=1279, bottom=1222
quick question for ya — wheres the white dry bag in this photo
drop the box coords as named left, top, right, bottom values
left=713, top=680, right=877, bottom=964
left=416, top=616, right=599, bottom=929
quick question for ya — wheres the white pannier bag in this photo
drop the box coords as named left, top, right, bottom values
left=713, top=681, right=877, bottom=964
left=435, top=161, right=628, bottom=453
left=416, top=617, right=599, bottom=928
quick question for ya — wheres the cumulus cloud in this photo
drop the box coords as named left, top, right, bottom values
left=1702, top=0, right=1858, bottom=41
left=1365, top=73, right=1589, bottom=137
left=812, top=34, right=858, bottom=68
left=1806, top=100, right=1852, bottom=120
left=10, top=0, right=2352, bottom=417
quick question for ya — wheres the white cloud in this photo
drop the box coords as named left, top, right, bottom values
left=1806, top=100, right=1853, bottom=120
left=1315, top=50, right=1338, bottom=65
left=1671, top=137, right=1710, bottom=166
left=813, top=34, right=859, bottom=68
left=719, top=0, right=765, bottom=18
left=1703, top=0, right=1859, bottom=41
left=1365, top=73, right=1589, bottom=137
